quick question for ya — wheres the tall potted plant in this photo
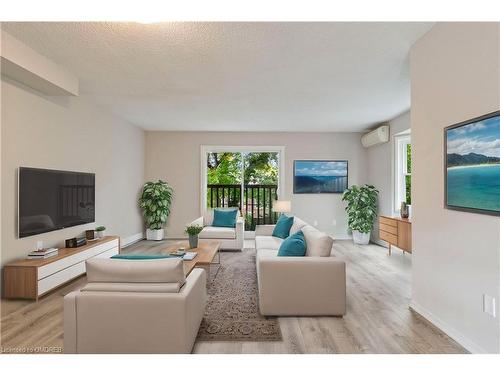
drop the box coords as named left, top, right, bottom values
left=342, top=184, right=379, bottom=245
left=139, top=180, right=173, bottom=241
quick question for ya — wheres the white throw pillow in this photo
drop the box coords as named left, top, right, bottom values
left=301, top=225, right=333, bottom=257
left=290, top=217, right=308, bottom=234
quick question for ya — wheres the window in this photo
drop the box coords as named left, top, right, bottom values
left=395, top=134, right=411, bottom=210
left=201, top=146, right=285, bottom=231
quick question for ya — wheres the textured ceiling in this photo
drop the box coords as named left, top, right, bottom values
left=2, top=22, right=433, bottom=131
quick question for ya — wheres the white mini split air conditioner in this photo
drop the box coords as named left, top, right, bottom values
left=361, top=125, right=389, bottom=148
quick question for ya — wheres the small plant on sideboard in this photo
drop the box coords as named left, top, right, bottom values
left=95, top=226, right=106, bottom=239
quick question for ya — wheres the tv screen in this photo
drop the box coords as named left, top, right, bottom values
left=19, top=167, right=95, bottom=238
left=445, top=110, right=500, bottom=215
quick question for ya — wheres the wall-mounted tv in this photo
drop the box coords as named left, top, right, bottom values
left=293, top=160, right=348, bottom=194
left=18, top=167, right=95, bottom=238
left=445, top=110, right=500, bottom=216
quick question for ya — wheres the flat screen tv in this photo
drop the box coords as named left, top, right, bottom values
left=445, top=110, right=500, bottom=216
left=18, top=167, right=95, bottom=238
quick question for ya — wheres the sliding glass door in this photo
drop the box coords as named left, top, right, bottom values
left=205, top=150, right=280, bottom=231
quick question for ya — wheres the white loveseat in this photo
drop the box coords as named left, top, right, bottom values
left=255, top=217, right=346, bottom=316
left=190, top=208, right=244, bottom=251
left=64, top=258, right=207, bottom=354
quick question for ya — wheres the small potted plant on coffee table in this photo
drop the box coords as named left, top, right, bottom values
left=185, top=224, right=203, bottom=249
left=95, top=226, right=106, bottom=239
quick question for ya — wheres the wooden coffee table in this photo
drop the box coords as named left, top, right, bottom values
left=161, top=240, right=221, bottom=277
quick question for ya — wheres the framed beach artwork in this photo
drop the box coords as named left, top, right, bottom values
left=293, top=160, right=348, bottom=194
left=445, top=110, right=500, bottom=215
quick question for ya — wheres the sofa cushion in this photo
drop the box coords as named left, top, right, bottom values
left=81, top=282, right=182, bottom=293
left=255, top=235, right=284, bottom=251
left=290, top=217, right=308, bottom=235
left=256, top=248, right=280, bottom=258
left=278, top=230, right=307, bottom=256
left=199, top=226, right=236, bottom=239
left=272, top=215, right=294, bottom=239
left=302, top=225, right=333, bottom=257
left=86, top=258, right=185, bottom=284
left=212, top=208, right=238, bottom=228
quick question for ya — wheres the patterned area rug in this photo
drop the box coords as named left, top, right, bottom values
left=196, top=248, right=282, bottom=341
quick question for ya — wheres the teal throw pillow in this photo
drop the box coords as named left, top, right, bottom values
left=272, top=214, right=294, bottom=239
left=212, top=208, right=238, bottom=228
left=277, top=230, right=307, bottom=256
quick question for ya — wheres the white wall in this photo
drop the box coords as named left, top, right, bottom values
left=145, top=131, right=367, bottom=239
left=410, top=23, right=500, bottom=353
left=367, top=111, right=411, bottom=243
left=1, top=78, right=146, bottom=289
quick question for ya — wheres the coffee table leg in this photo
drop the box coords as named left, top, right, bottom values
left=198, top=264, right=211, bottom=286
left=212, top=248, right=221, bottom=279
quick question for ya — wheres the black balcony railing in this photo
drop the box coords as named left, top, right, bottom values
left=207, top=184, right=279, bottom=230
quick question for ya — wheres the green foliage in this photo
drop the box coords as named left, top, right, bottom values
left=206, top=152, right=278, bottom=185
left=342, top=184, right=379, bottom=234
left=207, top=153, right=242, bottom=184
left=95, top=226, right=106, bottom=232
left=244, top=212, right=256, bottom=231
left=406, top=144, right=412, bottom=204
left=405, top=175, right=412, bottom=205
left=185, top=224, right=203, bottom=236
left=243, top=152, right=279, bottom=184
left=139, top=180, right=174, bottom=230
left=406, top=143, right=412, bottom=173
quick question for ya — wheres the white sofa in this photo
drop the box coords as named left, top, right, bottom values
left=255, top=217, right=346, bottom=316
left=191, top=208, right=244, bottom=251
left=64, top=258, right=207, bottom=354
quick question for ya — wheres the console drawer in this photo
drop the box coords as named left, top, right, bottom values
left=379, top=216, right=397, bottom=227
left=37, top=246, right=119, bottom=296
left=38, top=239, right=119, bottom=280
left=379, top=223, right=398, bottom=235
left=379, top=230, right=397, bottom=245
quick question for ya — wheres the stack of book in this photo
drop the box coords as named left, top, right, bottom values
left=27, top=248, right=59, bottom=259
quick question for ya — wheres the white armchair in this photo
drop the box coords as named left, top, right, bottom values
left=64, top=258, right=207, bottom=353
left=191, top=208, right=244, bottom=251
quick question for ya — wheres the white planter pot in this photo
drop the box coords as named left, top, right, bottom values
left=146, top=228, right=164, bottom=241
left=96, top=231, right=105, bottom=239
left=352, top=230, right=370, bottom=245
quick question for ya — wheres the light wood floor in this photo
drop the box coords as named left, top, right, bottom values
left=0, top=240, right=466, bottom=354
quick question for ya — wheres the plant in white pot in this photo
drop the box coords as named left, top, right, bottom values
left=342, top=184, right=379, bottom=245
left=95, top=226, right=106, bottom=239
left=139, top=180, right=173, bottom=241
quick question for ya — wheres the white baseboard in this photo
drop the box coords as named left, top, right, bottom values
left=121, top=232, right=144, bottom=247
left=410, top=300, right=487, bottom=354
left=335, top=235, right=354, bottom=240
left=371, top=239, right=389, bottom=247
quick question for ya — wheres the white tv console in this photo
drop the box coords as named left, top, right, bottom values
left=4, top=236, right=120, bottom=300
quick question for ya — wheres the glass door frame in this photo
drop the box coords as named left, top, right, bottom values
left=200, top=145, right=285, bottom=219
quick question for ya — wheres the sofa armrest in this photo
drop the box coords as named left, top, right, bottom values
left=190, top=216, right=204, bottom=227
left=234, top=216, right=244, bottom=250
left=179, top=268, right=207, bottom=352
left=257, top=256, right=346, bottom=316
left=255, top=225, right=275, bottom=236
left=63, top=291, right=78, bottom=353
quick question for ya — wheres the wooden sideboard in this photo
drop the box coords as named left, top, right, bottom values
left=378, top=216, right=412, bottom=255
left=3, top=236, right=120, bottom=300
